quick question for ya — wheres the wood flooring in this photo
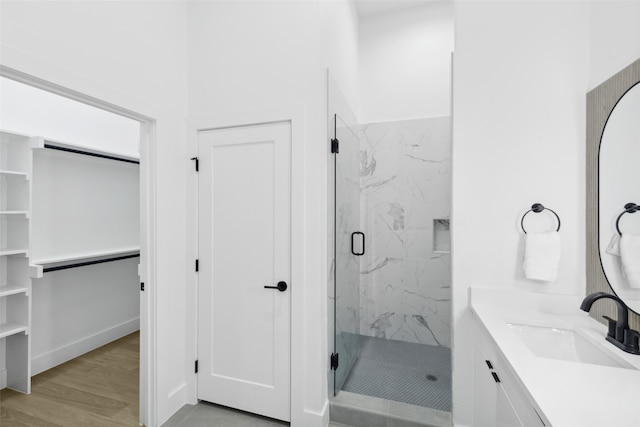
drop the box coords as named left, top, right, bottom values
left=1, top=331, right=139, bottom=427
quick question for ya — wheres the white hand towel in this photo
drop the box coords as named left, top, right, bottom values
left=620, top=233, right=640, bottom=289
left=606, top=233, right=621, bottom=257
left=523, top=231, right=561, bottom=282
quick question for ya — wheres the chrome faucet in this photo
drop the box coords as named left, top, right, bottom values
left=580, top=292, right=640, bottom=355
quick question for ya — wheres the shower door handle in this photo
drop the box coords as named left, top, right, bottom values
left=264, top=281, right=288, bottom=292
left=351, top=232, right=365, bottom=256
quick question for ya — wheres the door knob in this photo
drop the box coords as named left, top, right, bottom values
left=264, top=281, right=287, bottom=292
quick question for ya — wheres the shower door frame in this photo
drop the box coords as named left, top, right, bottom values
left=331, top=112, right=362, bottom=395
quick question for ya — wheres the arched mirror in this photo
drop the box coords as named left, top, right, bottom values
left=599, top=82, right=640, bottom=312
left=587, top=58, right=640, bottom=321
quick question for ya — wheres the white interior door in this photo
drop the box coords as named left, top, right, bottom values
left=197, top=122, right=291, bottom=421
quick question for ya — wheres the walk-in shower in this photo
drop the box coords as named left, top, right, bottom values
left=328, top=72, right=452, bottom=418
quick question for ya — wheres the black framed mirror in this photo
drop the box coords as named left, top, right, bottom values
left=587, top=58, right=640, bottom=327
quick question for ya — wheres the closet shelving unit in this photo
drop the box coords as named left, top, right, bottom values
left=28, top=136, right=140, bottom=278
left=1, top=131, right=140, bottom=392
left=0, top=130, right=34, bottom=393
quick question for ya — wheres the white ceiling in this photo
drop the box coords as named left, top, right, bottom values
left=354, top=0, right=447, bottom=19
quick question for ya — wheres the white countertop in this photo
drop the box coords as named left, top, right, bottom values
left=470, top=287, right=640, bottom=427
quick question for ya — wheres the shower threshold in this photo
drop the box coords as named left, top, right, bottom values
left=330, top=391, right=452, bottom=427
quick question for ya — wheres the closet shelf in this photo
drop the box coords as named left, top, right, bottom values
left=0, top=211, right=29, bottom=216
left=0, top=170, right=29, bottom=178
left=33, top=137, right=140, bottom=164
left=31, top=247, right=140, bottom=277
left=32, top=247, right=141, bottom=268
left=0, top=322, right=28, bottom=339
left=0, top=249, right=29, bottom=257
left=0, top=284, right=29, bottom=298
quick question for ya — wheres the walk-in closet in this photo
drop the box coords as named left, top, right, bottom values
left=0, top=76, right=141, bottom=424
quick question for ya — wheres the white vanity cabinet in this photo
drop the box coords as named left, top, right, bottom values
left=474, top=340, right=522, bottom=426
left=474, top=318, right=549, bottom=427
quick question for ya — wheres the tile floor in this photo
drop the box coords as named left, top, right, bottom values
left=160, top=398, right=453, bottom=427
left=160, top=401, right=353, bottom=426
left=161, top=337, right=453, bottom=427
left=160, top=401, right=292, bottom=427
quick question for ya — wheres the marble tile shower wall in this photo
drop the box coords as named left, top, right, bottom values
left=359, top=117, right=452, bottom=348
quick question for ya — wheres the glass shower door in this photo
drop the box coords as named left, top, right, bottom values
left=333, top=113, right=361, bottom=394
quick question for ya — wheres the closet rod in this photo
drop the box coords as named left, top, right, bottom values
left=44, top=143, right=140, bottom=164
left=43, top=253, right=140, bottom=273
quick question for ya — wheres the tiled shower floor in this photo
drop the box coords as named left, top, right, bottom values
left=341, top=336, right=452, bottom=411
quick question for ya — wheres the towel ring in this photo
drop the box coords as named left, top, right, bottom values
left=615, top=202, right=639, bottom=236
left=521, top=203, right=561, bottom=234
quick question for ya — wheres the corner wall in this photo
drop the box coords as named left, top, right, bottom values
left=358, top=2, right=454, bottom=123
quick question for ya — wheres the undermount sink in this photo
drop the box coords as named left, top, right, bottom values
left=506, top=323, right=635, bottom=369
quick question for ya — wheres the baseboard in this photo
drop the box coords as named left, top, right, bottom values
left=320, top=400, right=330, bottom=426
left=31, top=317, right=139, bottom=376
left=158, top=383, right=188, bottom=427
left=301, top=400, right=329, bottom=427
left=0, top=368, right=6, bottom=389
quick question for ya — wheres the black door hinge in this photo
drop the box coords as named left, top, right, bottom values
left=331, top=138, right=339, bottom=154
left=191, top=157, right=199, bottom=172
left=330, top=353, right=339, bottom=370
left=195, top=259, right=199, bottom=272
left=140, top=282, right=145, bottom=291
left=491, top=372, right=501, bottom=383
left=195, top=360, right=198, bottom=373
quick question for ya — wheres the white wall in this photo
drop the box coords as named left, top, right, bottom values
left=358, top=2, right=454, bottom=123
left=0, top=1, right=188, bottom=425
left=589, top=1, right=640, bottom=90
left=0, top=77, right=140, bottom=158
left=31, top=149, right=139, bottom=260
left=27, top=146, right=141, bottom=375
left=327, top=3, right=361, bottom=119
left=452, top=1, right=591, bottom=425
left=31, top=258, right=140, bottom=376
left=187, top=1, right=359, bottom=425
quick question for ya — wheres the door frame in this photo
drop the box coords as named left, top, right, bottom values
left=0, top=62, right=157, bottom=427
left=188, top=107, right=305, bottom=424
